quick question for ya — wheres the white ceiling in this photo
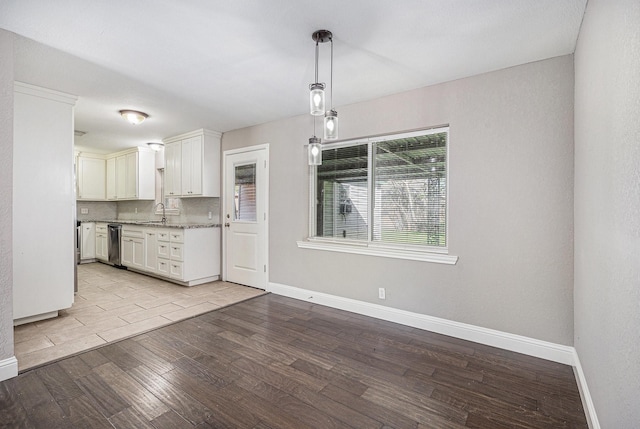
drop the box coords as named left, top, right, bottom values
left=0, top=0, right=587, bottom=153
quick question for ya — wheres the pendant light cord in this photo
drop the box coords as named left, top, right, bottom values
left=329, top=36, right=333, bottom=110
left=315, top=40, right=320, bottom=84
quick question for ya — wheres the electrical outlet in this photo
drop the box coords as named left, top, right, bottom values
left=208, top=211, right=212, bottom=220
left=135, top=207, right=138, bottom=214
left=378, top=288, right=386, bottom=300
left=80, top=208, right=88, bottom=214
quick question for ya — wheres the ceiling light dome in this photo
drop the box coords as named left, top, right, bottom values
left=119, top=109, right=148, bottom=125
left=146, top=142, right=164, bottom=151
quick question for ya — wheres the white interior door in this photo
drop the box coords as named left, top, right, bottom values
left=223, top=145, right=268, bottom=289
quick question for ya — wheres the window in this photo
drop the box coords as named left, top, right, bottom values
left=299, top=127, right=457, bottom=264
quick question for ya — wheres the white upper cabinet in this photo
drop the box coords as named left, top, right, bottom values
left=164, top=141, right=182, bottom=197
left=76, top=153, right=106, bottom=200
left=106, top=147, right=156, bottom=200
left=163, top=129, right=221, bottom=197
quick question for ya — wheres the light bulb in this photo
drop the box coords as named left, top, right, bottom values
left=324, top=110, right=338, bottom=140
left=309, top=83, right=325, bottom=116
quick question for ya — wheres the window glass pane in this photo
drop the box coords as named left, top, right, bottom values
left=235, top=164, right=257, bottom=221
left=316, top=144, right=368, bottom=240
left=373, top=132, right=447, bottom=246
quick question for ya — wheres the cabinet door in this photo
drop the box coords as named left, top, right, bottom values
left=125, top=152, right=138, bottom=199
left=116, top=155, right=127, bottom=200
left=181, top=136, right=203, bottom=196
left=106, top=157, right=117, bottom=200
left=182, top=136, right=202, bottom=196
left=164, top=142, right=181, bottom=197
left=132, top=238, right=144, bottom=269
left=121, top=237, right=134, bottom=266
left=77, top=157, right=106, bottom=200
left=95, top=233, right=108, bottom=261
left=144, top=231, right=157, bottom=273
left=81, top=223, right=95, bottom=259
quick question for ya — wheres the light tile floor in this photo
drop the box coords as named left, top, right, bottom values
left=14, top=262, right=266, bottom=372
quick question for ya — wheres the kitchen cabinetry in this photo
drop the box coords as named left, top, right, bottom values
left=14, top=82, right=77, bottom=324
left=119, top=224, right=219, bottom=286
left=106, top=147, right=155, bottom=200
left=80, top=222, right=96, bottom=261
left=163, top=129, right=221, bottom=197
left=164, top=142, right=181, bottom=197
left=144, top=229, right=158, bottom=273
left=77, top=153, right=106, bottom=200
left=95, top=223, right=108, bottom=262
left=122, top=226, right=144, bottom=270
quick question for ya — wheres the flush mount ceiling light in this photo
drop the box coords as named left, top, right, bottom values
left=146, top=142, right=164, bottom=151
left=119, top=109, right=148, bottom=125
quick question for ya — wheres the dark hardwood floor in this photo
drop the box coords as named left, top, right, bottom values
left=0, top=294, right=588, bottom=428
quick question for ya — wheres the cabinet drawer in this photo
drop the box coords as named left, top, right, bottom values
left=95, top=225, right=107, bottom=233
left=157, top=242, right=170, bottom=258
left=169, top=231, right=184, bottom=243
left=169, top=261, right=183, bottom=279
left=122, top=227, right=144, bottom=238
left=157, top=258, right=170, bottom=276
left=157, top=231, right=170, bottom=242
left=169, top=243, right=184, bottom=261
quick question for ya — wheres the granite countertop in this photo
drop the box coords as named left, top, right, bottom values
left=81, top=219, right=220, bottom=229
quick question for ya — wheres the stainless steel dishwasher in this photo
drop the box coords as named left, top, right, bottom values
left=108, top=223, right=126, bottom=268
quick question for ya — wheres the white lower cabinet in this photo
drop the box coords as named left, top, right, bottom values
left=120, top=225, right=219, bottom=286
left=144, top=230, right=158, bottom=273
left=81, top=222, right=96, bottom=261
left=95, top=223, right=108, bottom=262
left=122, top=226, right=144, bottom=270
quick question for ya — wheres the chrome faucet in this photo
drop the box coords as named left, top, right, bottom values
left=154, top=202, right=167, bottom=224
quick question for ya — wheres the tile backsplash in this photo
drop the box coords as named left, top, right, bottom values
left=76, top=198, right=220, bottom=224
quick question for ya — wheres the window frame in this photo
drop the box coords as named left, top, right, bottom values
left=298, top=126, right=458, bottom=265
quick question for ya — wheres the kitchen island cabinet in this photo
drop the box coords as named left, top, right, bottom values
left=120, top=224, right=220, bottom=286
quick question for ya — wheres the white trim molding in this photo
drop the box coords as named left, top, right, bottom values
left=0, top=356, right=18, bottom=382
left=267, top=281, right=572, bottom=364
left=297, top=239, right=459, bottom=264
left=572, top=350, right=601, bottom=429
left=266, top=282, right=600, bottom=427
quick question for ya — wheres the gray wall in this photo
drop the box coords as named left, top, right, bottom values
left=223, top=55, right=575, bottom=345
left=574, top=0, right=640, bottom=426
left=0, top=29, right=14, bottom=363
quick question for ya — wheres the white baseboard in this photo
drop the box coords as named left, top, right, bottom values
left=267, top=282, right=602, bottom=426
left=0, top=356, right=18, bottom=382
left=572, top=350, right=601, bottom=429
left=267, top=282, right=575, bottom=365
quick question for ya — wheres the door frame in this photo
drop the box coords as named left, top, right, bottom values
left=221, top=143, right=270, bottom=286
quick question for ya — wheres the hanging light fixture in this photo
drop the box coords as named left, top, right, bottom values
left=119, top=109, right=148, bottom=125
left=321, top=30, right=338, bottom=140
left=307, top=30, right=338, bottom=166
left=309, top=30, right=331, bottom=116
left=308, top=136, right=322, bottom=165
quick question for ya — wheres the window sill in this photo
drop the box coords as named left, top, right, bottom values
left=296, top=239, right=459, bottom=264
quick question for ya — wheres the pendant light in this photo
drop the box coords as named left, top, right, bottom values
left=307, top=30, right=338, bottom=166
left=308, top=136, right=322, bottom=165
left=310, top=30, right=331, bottom=116
left=323, top=31, right=338, bottom=140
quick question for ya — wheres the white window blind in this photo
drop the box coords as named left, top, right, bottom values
left=313, top=127, right=448, bottom=249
